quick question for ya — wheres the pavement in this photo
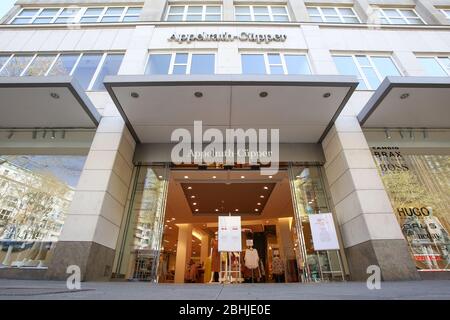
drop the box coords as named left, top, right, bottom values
left=0, top=279, right=449, bottom=300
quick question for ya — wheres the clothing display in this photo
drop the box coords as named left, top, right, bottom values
left=211, top=238, right=220, bottom=272
left=244, top=248, right=259, bottom=269
left=272, top=256, right=284, bottom=275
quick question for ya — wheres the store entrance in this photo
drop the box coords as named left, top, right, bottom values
left=114, top=164, right=346, bottom=283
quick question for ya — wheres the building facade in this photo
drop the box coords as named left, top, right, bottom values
left=0, top=0, right=449, bottom=283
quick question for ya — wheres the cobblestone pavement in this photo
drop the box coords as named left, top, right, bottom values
left=0, top=279, right=449, bottom=300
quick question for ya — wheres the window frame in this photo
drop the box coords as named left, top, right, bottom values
left=306, top=6, right=361, bottom=23
left=240, top=52, right=312, bottom=75
left=416, top=55, right=450, bottom=76
left=332, top=53, right=402, bottom=90
left=10, top=6, right=143, bottom=24
left=440, top=9, right=450, bottom=20
left=145, top=52, right=217, bottom=75
left=234, top=5, right=290, bottom=22
left=165, top=5, right=223, bottom=22
left=0, top=52, right=124, bottom=91
left=374, top=8, right=426, bottom=25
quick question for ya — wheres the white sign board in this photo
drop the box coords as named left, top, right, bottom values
left=309, top=213, right=340, bottom=251
left=218, top=216, right=242, bottom=252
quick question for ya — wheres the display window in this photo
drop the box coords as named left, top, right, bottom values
left=0, top=155, right=86, bottom=268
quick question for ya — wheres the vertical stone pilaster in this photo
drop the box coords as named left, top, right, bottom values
left=174, top=224, right=193, bottom=283
left=288, top=0, right=310, bottom=22
left=140, top=0, right=166, bottom=21
left=322, top=115, right=419, bottom=281
left=223, top=0, right=234, bottom=21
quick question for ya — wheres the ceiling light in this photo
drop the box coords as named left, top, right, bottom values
left=187, top=186, right=192, bottom=190
left=384, top=128, right=391, bottom=140
left=400, top=93, right=409, bottom=100
left=257, top=203, right=261, bottom=206
left=171, top=218, right=176, bottom=221
left=195, top=209, right=199, bottom=212
left=158, top=175, right=163, bottom=179
left=212, top=176, right=216, bottom=179
left=131, top=92, right=139, bottom=98
left=263, top=186, right=268, bottom=190
left=241, top=175, right=245, bottom=179
left=184, top=176, right=189, bottom=179
left=323, top=92, right=331, bottom=98
left=269, top=176, right=273, bottom=179
left=165, top=225, right=168, bottom=228
left=266, top=220, right=269, bottom=224
left=191, top=195, right=195, bottom=198
left=235, top=209, right=239, bottom=212
left=194, top=92, right=203, bottom=98
left=259, top=91, right=268, bottom=98
left=166, top=220, right=171, bottom=223
left=215, top=209, right=219, bottom=212
left=260, top=195, right=264, bottom=198
left=169, top=227, right=172, bottom=229
left=50, top=92, right=60, bottom=99
left=254, top=209, right=259, bottom=212
left=193, top=202, right=197, bottom=206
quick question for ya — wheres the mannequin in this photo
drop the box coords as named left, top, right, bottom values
left=243, top=239, right=259, bottom=283
left=271, top=251, right=284, bottom=283
left=209, top=232, right=220, bottom=282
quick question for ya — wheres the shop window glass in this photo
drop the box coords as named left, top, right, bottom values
left=0, top=155, right=86, bottom=268
left=47, top=54, right=79, bottom=76
left=190, top=54, right=215, bottom=74
left=241, top=54, right=266, bottom=74
left=146, top=54, right=172, bottom=75
left=0, top=55, right=33, bottom=77
left=370, top=148, right=450, bottom=271
left=23, top=55, right=57, bottom=76
left=91, top=54, right=124, bottom=91
left=71, top=53, right=102, bottom=90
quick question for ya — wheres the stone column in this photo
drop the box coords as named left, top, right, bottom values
left=223, top=0, right=234, bottom=21
left=415, top=0, right=448, bottom=25
left=140, top=0, right=167, bottom=21
left=174, top=224, right=193, bottom=283
left=288, top=0, right=310, bottom=22
left=354, top=0, right=372, bottom=23
left=321, top=113, right=419, bottom=281
left=47, top=111, right=136, bottom=281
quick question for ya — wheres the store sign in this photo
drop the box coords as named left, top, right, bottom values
left=309, top=213, right=340, bottom=251
left=168, top=32, right=287, bottom=44
left=371, top=146, right=409, bottom=172
left=218, top=216, right=242, bottom=252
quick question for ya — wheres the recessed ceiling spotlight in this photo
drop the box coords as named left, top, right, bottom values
left=400, top=93, right=410, bottom=100
left=212, top=176, right=217, bottom=179
left=169, top=227, right=172, bottom=229
left=184, top=176, right=189, bottom=179
left=260, top=195, right=264, bottom=198
left=323, top=92, right=331, bottom=98
left=259, top=91, right=268, bottom=98
left=50, top=92, right=60, bottom=99
left=193, top=202, right=197, bottom=206
left=235, top=209, right=239, bottom=212
left=215, top=209, right=219, bottom=212
left=257, top=203, right=261, bottom=206
left=255, top=209, right=259, bottom=212
left=171, top=218, right=176, bottom=221
left=158, top=175, right=163, bottom=179
left=194, top=91, right=203, bottom=98
left=269, top=176, right=273, bottom=179
left=130, top=92, right=139, bottom=98
left=166, top=220, right=171, bottom=223
left=187, top=186, right=192, bottom=190
left=191, top=195, right=195, bottom=198
left=263, top=186, right=268, bottom=190
left=241, top=175, right=245, bottom=179
left=195, top=209, right=199, bottom=212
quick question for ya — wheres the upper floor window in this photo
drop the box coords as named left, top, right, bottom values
left=145, top=53, right=216, bottom=75
left=166, top=5, right=222, bottom=21
left=306, top=6, right=360, bottom=23
left=440, top=9, right=450, bottom=21
left=372, top=8, right=425, bottom=25
left=0, top=52, right=124, bottom=91
left=10, top=6, right=142, bottom=24
left=241, top=53, right=311, bottom=75
left=417, top=56, right=450, bottom=76
left=235, top=5, right=290, bottom=22
left=333, top=55, right=400, bottom=90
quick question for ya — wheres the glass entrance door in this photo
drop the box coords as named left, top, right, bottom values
left=113, top=165, right=169, bottom=282
left=288, top=164, right=345, bottom=282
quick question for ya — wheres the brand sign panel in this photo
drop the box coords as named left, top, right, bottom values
left=309, top=213, right=340, bottom=251
left=218, top=216, right=242, bottom=252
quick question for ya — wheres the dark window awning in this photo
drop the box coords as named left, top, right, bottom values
left=0, top=76, right=100, bottom=129
left=104, top=74, right=358, bottom=143
left=358, top=76, right=450, bottom=128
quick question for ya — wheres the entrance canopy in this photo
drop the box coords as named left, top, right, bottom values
left=0, top=76, right=100, bottom=128
left=104, top=74, right=358, bottom=143
left=358, top=76, right=450, bottom=128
